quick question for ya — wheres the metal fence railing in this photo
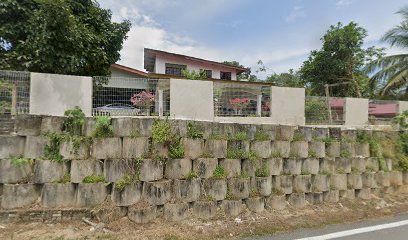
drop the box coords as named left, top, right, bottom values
left=368, top=99, right=398, bottom=125
left=92, top=77, right=170, bottom=117
left=0, top=70, right=30, bottom=116
left=213, top=82, right=271, bottom=117
left=305, top=96, right=345, bottom=125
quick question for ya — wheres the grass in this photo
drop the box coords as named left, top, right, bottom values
left=212, top=165, right=225, bottom=179
left=82, top=175, right=105, bottom=183
left=230, top=131, right=249, bottom=141
left=254, top=129, right=270, bottom=141
left=185, top=171, right=198, bottom=180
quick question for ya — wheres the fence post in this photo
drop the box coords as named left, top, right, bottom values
left=158, top=89, right=163, bottom=117
left=11, top=84, right=17, bottom=115
left=257, top=94, right=262, bottom=117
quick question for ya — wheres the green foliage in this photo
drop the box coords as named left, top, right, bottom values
left=305, top=99, right=329, bottom=123
left=240, top=171, right=249, bottom=179
left=199, top=152, right=215, bottom=158
left=398, top=155, right=408, bottom=172
left=364, top=7, right=408, bottom=97
left=272, top=187, right=284, bottom=196
left=186, top=122, right=203, bottom=139
left=323, top=136, right=335, bottom=146
left=226, top=147, right=247, bottom=159
left=93, top=116, right=113, bottom=138
left=56, top=173, right=71, bottom=184
left=212, top=165, right=225, bottom=179
left=248, top=150, right=259, bottom=161
left=43, top=132, right=64, bottom=162
left=63, top=106, right=85, bottom=136
left=292, top=130, right=305, bottom=142
left=265, top=69, right=305, bottom=88
left=185, top=171, right=198, bottom=180
left=254, top=129, right=270, bottom=141
left=318, top=170, right=332, bottom=176
left=82, top=175, right=105, bottom=183
left=168, top=136, right=184, bottom=159
left=356, top=130, right=370, bottom=144
left=115, top=175, right=136, bottom=192
left=0, top=0, right=130, bottom=76
left=10, top=156, right=33, bottom=167
left=300, top=22, right=384, bottom=98
left=271, top=151, right=282, bottom=158
left=181, top=69, right=208, bottom=80
left=308, top=150, right=317, bottom=158
left=394, top=110, right=408, bottom=130
left=231, top=131, right=249, bottom=141
left=151, top=118, right=172, bottom=144
left=68, top=135, right=92, bottom=155
left=340, top=149, right=351, bottom=158
left=255, top=162, right=269, bottom=177
left=209, top=132, right=227, bottom=140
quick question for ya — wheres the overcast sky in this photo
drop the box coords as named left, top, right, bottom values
left=98, top=0, right=407, bottom=77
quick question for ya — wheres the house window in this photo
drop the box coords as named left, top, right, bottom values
left=220, top=71, right=231, bottom=80
left=165, top=63, right=187, bottom=76
left=200, top=69, right=212, bottom=79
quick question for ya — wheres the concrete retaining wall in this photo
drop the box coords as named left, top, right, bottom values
left=0, top=116, right=407, bottom=223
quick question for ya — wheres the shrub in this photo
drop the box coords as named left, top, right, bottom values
left=185, top=171, right=198, bottom=180
left=255, top=162, right=269, bottom=177
left=226, top=147, right=247, bottom=159
left=43, top=132, right=65, bottom=162
left=231, top=131, right=249, bottom=141
left=115, top=175, right=135, bottom=192
left=56, top=173, right=71, bottom=183
left=187, top=122, right=203, bottom=139
left=168, top=139, right=184, bottom=159
left=340, top=150, right=351, bottom=158
left=292, top=130, right=305, bottom=141
left=151, top=118, right=171, bottom=144
left=213, top=165, right=225, bottom=179
left=93, top=116, right=113, bottom=138
left=254, top=129, right=269, bottom=141
left=82, top=175, right=105, bottom=183
left=10, top=156, right=33, bottom=167
left=63, top=106, right=85, bottom=136
left=356, top=130, right=370, bottom=144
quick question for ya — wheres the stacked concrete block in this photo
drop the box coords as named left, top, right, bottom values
left=341, top=142, right=356, bottom=158
left=271, top=141, right=291, bottom=158
left=347, top=174, right=363, bottom=189
left=174, top=179, right=201, bottom=202
left=330, top=174, right=348, bottom=190
left=33, top=160, right=69, bottom=183
left=220, top=159, right=241, bottom=178
left=76, top=183, right=108, bottom=207
left=375, top=172, right=390, bottom=187
left=60, top=139, right=90, bottom=160
left=128, top=205, right=157, bottom=224
left=104, top=159, right=129, bottom=182
left=241, top=159, right=261, bottom=178
left=0, top=159, right=33, bottom=184
left=266, top=195, right=286, bottom=210
left=14, top=115, right=43, bottom=136
left=339, top=189, right=355, bottom=199
left=246, top=197, right=264, bottom=213
left=92, top=138, right=122, bottom=159
left=1, top=184, right=41, bottom=209
left=319, top=158, right=335, bottom=173
left=309, top=141, right=325, bottom=158
left=227, top=178, right=250, bottom=199
left=290, top=141, right=308, bottom=158
left=283, top=159, right=302, bottom=175
left=193, top=201, right=217, bottom=219
left=250, top=141, right=271, bottom=158
left=362, top=172, right=377, bottom=188
left=298, top=127, right=313, bottom=142
left=222, top=200, right=243, bottom=216
left=112, top=118, right=132, bottom=137
left=306, top=192, right=323, bottom=204
left=255, top=176, right=272, bottom=196
left=356, top=189, right=371, bottom=200
left=267, top=158, right=283, bottom=176
left=288, top=193, right=306, bottom=208
left=183, top=138, right=204, bottom=159
left=41, top=183, right=76, bottom=208
left=326, top=142, right=340, bottom=158
left=302, top=158, right=319, bottom=175
left=312, top=175, right=330, bottom=192
left=139, top=159, right=163, bottom=182
left=203, top=178, right=227, bottom=200
left=293, top=175, right=312, bottom=193
left=0, top=136, right=25, bottom=158
left=164, top=203, right=189, bottom=221
left=71, top=160, right=103, bottom=183
left=143, top=180, right=172, bottom=205
left=355, top=143, right=370, bottom=157
left=335, top=158, right=351, bottom=174
left=112, top=182, right=143, bottom=206
left=193, top=158, right=217, bottom=179
left=276, top=126, right=295, bottom=141
left=122, top=137, right=149, bottom=159
left=280, top=175, right=293, bottom=194
left=165, top=158, right=192, bottom=179
left=351, top=157, right=366, bottom=173
left=323, top=190, right=339, bottom=203
left=24, top=136, right=48, bottom=159
left=205, top=139, right=227, bottom=158
left=40, top=116, right=65, bottom=134
left=389, top=171, right=403, bottom=186
left=365, top=158, right=380, bottom=172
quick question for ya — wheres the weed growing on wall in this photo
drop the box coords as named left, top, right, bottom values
left=255, top=162, right=269, bottom=177
left=227, top=147, right=247, bottom=159
left=10, top=156, right=33, bottom=167
left=185, top=171, right=198, bottom=180
left=55, top=173, right=71, bottom=184
left=63, top=106, right=85, bottom=136
left=212, top=165, right=225, bottom=179
left=254, top=129, right=270, bottom=141
left=308, top=149, right=317, bottom=158
left=187, top=122, right=203, bottom=139
left=43, top=132, right=64, bottom=162
left=115, top=175, right=135, bottom=192
left=152, top=118, right=172, bottom=144
left=82, top=175, right=105, bottom=183
left=93, top=116, right=113, bottom=138
left=292, top=130, right=305, bottom=142
left=340, top=149, right=351, bottom=158
left=231, top=131, right=249, bottom=141
left=168, top=138, right=185, bottom=159
left=356, top=130, right=370, bottom=144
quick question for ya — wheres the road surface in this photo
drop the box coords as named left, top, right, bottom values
left=249, top=214, right=408, bottom=240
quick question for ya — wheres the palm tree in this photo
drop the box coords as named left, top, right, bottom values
left=366, top=6, right=408, bottom=98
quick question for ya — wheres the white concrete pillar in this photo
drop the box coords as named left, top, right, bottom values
left=269, top=86, right=305, bottom=125
left=344, top=98, right=368, bottom=126
left=256, top=94, right=262, bottom=117
left=158, top=90, right=163, bottom=117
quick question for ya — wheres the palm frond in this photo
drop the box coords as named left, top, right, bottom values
left=380, top=68, right=408, bottom=96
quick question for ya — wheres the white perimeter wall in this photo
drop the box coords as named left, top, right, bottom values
left=170, top=79, right=214, bottom=121
left=30, top=72, right=92, bottom=117
left=344, top=98, right=368, bottom=126
left=270, top=86, right=305, bottom=125
left=155, top=53, right=238, bottom=80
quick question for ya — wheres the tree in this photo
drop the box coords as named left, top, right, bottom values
left=365, top=6, right=408, bottom=99
left=299, top=22, right=384, bottom=97
left=222, top=61, right=257, bottom=81
left=0, top=0, right=131, bottom=76
left=265, top=69, right=305, bottom=88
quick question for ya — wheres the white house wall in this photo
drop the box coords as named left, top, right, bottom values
left=154, top=53, right=238, bottom=80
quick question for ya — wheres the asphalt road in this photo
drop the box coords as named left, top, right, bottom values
left=248, top=214, right=408, bottom=240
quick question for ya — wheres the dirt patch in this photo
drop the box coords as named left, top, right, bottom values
left=2, top=192, right=408, bottom=240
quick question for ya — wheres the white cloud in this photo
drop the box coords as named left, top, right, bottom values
left=335, top=0, right=352, bottom=8
left=285, top=5, right=306, bottom=23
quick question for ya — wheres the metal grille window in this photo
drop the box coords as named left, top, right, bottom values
left=214, top=82, right=271, bottom=117
left=200, top=69, right=212, bottom=79
left=0, top=70, right=30, bottom=116
left=368, top=100, right=398, bottom=125
left=165, top=63, right=187, bottom=76
left=220, top=71, right=231, bottom=80
left=92, top=77, right=170, bottom=117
